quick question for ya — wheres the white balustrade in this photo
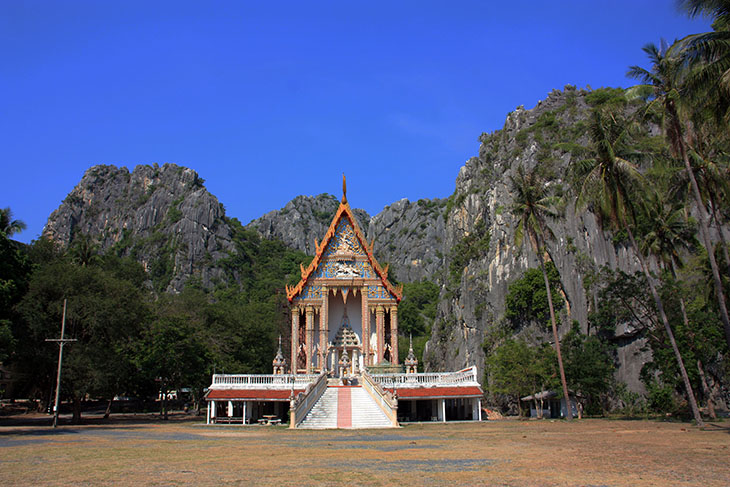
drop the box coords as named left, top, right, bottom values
left=371, top=366, right=479, bottom=389
left=210, top=374, right=318, bottom=390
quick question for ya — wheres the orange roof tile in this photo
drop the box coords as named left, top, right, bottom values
left=205, top=389, right=303, bottom=400
left=388, top=386, right=483, bottom=399
left=286, top=184, right=402, bottom=302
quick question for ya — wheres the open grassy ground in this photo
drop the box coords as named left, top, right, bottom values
left=1, top=415, right=728, bottom=486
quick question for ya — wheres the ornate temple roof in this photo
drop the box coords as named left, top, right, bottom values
left=286, top=175, right=403, bottom=302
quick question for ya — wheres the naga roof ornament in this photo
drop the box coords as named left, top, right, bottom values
left=285, top=175, right=403, bottom=302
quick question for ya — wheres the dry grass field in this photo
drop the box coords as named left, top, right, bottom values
left=1, top=415, right=728, bottom=486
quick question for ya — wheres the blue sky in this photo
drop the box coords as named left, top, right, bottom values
left=2, top=1, right=712, bottom=244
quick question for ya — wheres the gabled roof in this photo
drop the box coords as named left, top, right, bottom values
left=387, top=386, right=484, bottom=399
left=206, top=389, right=303, bottom=401
left=286, top=176, right=403, bottom=302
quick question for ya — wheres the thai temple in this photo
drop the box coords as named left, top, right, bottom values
left=205, top=177, right=483, bottom=428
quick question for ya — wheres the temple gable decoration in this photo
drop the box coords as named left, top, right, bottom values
left=286, top=177, right=403, bottom=303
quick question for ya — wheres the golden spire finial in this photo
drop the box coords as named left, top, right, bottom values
left=342, top=173, right=347, bottom=203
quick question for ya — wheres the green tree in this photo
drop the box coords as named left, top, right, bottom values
left=139, top=315, right=211, bottom=419
left=575, top=109, right=704, bottom=425
left=677, top=0, right=730, bottom=124
left=509, top=164, right=572, bottom=420
left=487, top=338, right=558, bottom=417
left=561, top=324, right=615, bottom=414
left=69, top=234, right=101, bottom=267
left=16, top=259, right=149, bottom=421
left=399, top=280, right=439, bottom=337
left=0, top=207, right=27, bottom=237
left=505, top=264, right=563, bottom=328
left=628, top=41, right=730, bottom=354
left=0, top=233, right=31, bottom=363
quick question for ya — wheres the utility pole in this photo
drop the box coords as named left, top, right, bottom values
left=45, top=299, right=76, bottom=428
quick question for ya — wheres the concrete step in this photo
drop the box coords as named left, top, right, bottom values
left=298, top=385, right=394, bottom=429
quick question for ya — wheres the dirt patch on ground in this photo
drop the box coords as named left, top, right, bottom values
left=1, top=417, right=728, bottom=486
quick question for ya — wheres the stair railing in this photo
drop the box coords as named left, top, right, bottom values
left=290, top=370, right=328, bottom=428
left=360, top=370, right=398, bottom=427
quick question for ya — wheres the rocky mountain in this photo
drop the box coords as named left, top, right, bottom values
left=244, top=87, right=656, bottom=393
left=247, top=195, right=447, bottom=283
left=45, top=86, right=715, bottom=396
left=44, top=164, right=236, bottom=292
left=247, top=194, right=370, bottom=256
left=424, top=86, right=651, bottom=391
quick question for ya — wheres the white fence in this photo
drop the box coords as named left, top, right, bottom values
left=210, top=374, right=319, bottom=390
left=370, top=366, right=479, bottom=388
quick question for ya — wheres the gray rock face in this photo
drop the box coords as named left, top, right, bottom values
left=44, top=163, right=235, bottom=292
left=247, top=194, right=370, bottom=256
left=247, top=195, right=447, bottom=284
left=243, top=88, right=659, bottom=393
left=45, top=87, right=710, bottom=398
left=366, top=198, right=447, bottom=283
left=423, top=87, right=650, bottom=393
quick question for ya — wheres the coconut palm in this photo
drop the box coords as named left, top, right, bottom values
left=69, top=234, right=100, bottom=267
left=677, top=0, right=730, bottom=124
left=509, top=164, right=573, bottom=420
left=0, top=207, right=27, bottom=237
left=627, top=40, right=730, bottom=354
left=575, top=109, right=704, bottom=426
left=641, top=193, right=717, bottom=417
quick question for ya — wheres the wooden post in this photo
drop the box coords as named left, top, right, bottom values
left=45, top=299, right=76, bottom=428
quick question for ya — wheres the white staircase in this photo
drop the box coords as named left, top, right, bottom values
left=350, top=387, right=392, bottom=428
left=298, top=387, right=338, bottom=429
left=297, top=385, right=394, bottom=429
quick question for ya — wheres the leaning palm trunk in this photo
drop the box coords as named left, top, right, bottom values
left=674, top=121, right=730, bottom=350
left=671, top=259, right=717, bottom=420
left=697, top=359, right=717, bottom=420
left=535, top=247, right=572, bottom=421
left=624, top=219, right=704, bottom=426
left=708, top=196, right=730, bottom=277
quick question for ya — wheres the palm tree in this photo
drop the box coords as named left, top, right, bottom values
left=627, top=40, right=730, bottom=353
left=509, top=164, right=573, bottom=420
left=0, top=207, right=27, bottom=237
left=574, top=109, right=704, bottom=426
left=70, top=234, right=100, bottom=267
left=641, top=193, right=717, bottom=417
left=677, top=0, right=730, bottom=124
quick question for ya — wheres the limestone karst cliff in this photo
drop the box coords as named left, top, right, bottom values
left=247, top=195, right=446, bottom=283
left=44, top=87, right=724, bottom=399
left=423, top=87, right=649, bottom=391
left=44, top=163, right=236, bottom=292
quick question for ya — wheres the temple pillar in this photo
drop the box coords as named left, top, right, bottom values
left=291, top=307, right=299, bottom=374
left=376, top=305, right=385, bottom=364
left=390, top=306, right=399, bottom=365
left=320, top=286, right=328, bottom=372
left=305, top=306, right=314, bottom=373
left=361, top=286, right=370, bottom=366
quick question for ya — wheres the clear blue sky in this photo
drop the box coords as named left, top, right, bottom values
left=2, top=1, right=712, bottom=244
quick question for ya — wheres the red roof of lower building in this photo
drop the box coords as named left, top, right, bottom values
left=390, top=386, right=483, bottom=399
left=206, top=389, right=303, bottom=401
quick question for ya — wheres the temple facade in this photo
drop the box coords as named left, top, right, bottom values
left=285, top=178, right=402, bottom=375
left=205, top=177, right=483, bottom=428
